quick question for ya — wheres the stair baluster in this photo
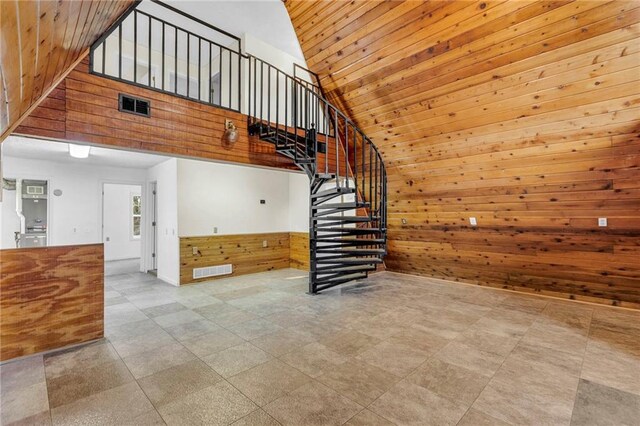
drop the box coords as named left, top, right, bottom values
left=246, top=55, right=387, bottom=294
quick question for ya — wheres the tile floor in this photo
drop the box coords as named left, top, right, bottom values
left=104, top=258, right=142, bottom=276
left=1, top=269, right=639, bottom=425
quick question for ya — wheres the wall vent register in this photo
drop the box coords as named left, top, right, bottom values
left=119, top=94, right=151, bottom=117
left=193, top=264, right=233, bottom=279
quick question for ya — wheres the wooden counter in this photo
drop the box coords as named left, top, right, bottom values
left=0, top=244, right=104, bottom=362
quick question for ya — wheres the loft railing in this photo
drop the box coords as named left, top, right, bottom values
left=246, top=54, right=387, bottom=233
left=90, top=1, right=242, bottom=111
left=89, top=2, right=387, bottom=234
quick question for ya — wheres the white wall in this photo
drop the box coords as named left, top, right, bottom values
left=0, top=156, right=146, bottom=250
left=244, top=33, right=308, bottom=76
left=177, top=158, right=304, bottom=236
left=147, top=158, right=180, bottom=286
left=103, top=183, right=142, bottom=261
left=289, top=172, right=310, bottom=233
left=241, top=33, right=314, bottom=122
left=0, top=154, right=308, bottom=286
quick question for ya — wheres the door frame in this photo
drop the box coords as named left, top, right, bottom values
left=148, top=181, right=158, bottom=272
left=100, top=179, right=145, bottom=272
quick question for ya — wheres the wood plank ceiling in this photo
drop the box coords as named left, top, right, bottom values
left=0, top=0, right=135, bottom=141
left=286, top=0, right=640, bottom=307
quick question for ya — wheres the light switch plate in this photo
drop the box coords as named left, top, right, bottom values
left=263, top=240, right=268, bottom=248
left=598, top=217, right=607, bottom=227
left=469, top=217, right=477, bottom=226
left=192, top=246, right=198, bottom=255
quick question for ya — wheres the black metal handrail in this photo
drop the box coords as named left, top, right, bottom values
left=246, top=54, right=387, bottom=232
left=90, top=4, right=242, bottom=112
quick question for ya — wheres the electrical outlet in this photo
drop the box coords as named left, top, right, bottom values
left=598, top=217, right=607, bottom=227
left=401, top=218, right=407, bottom=224
left=192, top=246, right=198, bottom=255
left=469, top=217, right=477, bottom=226
left=263, top=240, right=268, bottom=248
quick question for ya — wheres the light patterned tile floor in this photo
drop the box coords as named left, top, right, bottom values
left=1, top=269, right=639, bottom=425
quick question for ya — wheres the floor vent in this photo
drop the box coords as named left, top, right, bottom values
left=193, top=264, right=233, bottom=279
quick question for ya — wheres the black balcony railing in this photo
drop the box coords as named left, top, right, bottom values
left=90, top=0, right=242, bottom=111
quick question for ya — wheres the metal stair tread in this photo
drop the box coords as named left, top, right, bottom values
left=311, top=187, right=356, bottom=199
left=316, top=257, right=384, bottom=264
left=316, top=264, right=377, bottom=273
left=316, top=215, right=377, bottom=222
left=317, top=248, right=386, bottom=255
left=312, top=202, right=370, bottom=210
left=315, top=272, right=368, bottom=284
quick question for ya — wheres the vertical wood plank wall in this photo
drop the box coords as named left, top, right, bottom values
left=0, top=0, right=135, bottom=140
left=286, top=0, right=640, bottom=308
left=290, top=232, right=310, bottom=270
left=0, top=244, right=104, bottom=362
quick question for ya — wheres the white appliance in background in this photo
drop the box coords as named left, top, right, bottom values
left=15, top=179, right=48, bottom=248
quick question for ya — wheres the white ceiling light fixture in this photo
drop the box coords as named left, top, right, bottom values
left=68, top=144, right=91, bottom=159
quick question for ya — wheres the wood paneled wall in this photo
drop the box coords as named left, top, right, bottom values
left=290, top=232, right=310, bottom=270
left=0, top=244, right=104, bottom=361
left=180, top=233, right=291, bottom=285
left=287, top=0, right=640, bottom=308
left=0, top=0, right=135, bottom=141
left=15, top=58, right=299, bottom=170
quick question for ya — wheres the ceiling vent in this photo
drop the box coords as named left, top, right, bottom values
left=119, top=94, right=150, bottom=117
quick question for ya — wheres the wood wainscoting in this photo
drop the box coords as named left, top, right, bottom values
left=287, top=1, right=640, bottom=309
left=180, top=232, right=310, bottom=285
left=180, top=233, right=291, bottom=285
left=0, top=244, right=104, bottom=362
left=290, top=232, right=310, bottom=270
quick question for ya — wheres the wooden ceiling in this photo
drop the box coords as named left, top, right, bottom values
left=0, top=0, right=135, bottom=141
left=286, top=1, right=640, bottom=307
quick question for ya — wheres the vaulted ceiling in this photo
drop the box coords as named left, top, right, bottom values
left=0, top=0, right=135, bottom=141
left=286, top=1, right=640, bottom=306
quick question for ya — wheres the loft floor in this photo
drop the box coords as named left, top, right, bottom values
left=2, top=269, right=639, bottom=425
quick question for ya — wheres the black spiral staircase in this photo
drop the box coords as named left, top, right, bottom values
left=88, top=2, right=386, bottom=294
left=246, top=56, right=387, bottom=294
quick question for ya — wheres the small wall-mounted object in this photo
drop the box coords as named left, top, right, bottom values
left=223, top=119, right=238, bottom=145
left=53, top=189, right=63, bottom=196
left=469, top=217, right=477, bottom=226
left=192, top=246, right=199, bottom=256
left=119, top=93, right=151, bottom=117
left=263, top=240, right=268, bottom=248
left=598, top=218, right=608, bottom=227
left=213, top=227, right=218, bottom=234
left=401, top=218, right=407, bottom=225
left=260, top=199, right=266, bottom=204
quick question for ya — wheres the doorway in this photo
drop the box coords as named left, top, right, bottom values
left=149, top=181, right=158, bottom=275
left=102, top=183, right=143, bottom=276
